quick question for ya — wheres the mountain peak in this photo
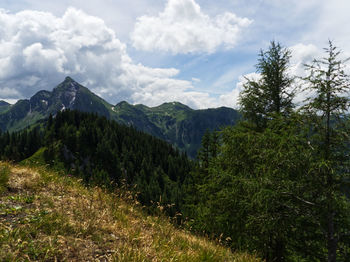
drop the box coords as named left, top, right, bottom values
left=55, top=77, right=81, bottom=93
left=64, top=76, right=74, bottom=82
left=50, top=77, right=84, bottom=112
left=116, top=101, right=131, bottom=107
left=156, top=101, right=192, bottom=111
left=58, top=76, right=82, bottom=90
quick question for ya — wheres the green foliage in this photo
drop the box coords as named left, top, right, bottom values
left=189, top=116, right=317, bottom=260
left=300, top=40, right=350, bottom=262
left=196, top=130, right=220, bottom=176
left=0, top=127, right=42, bottom=162
left=50, top=110, right=193, bottom=215
left=239, top=41, right=294, bottom=129
left=188, top=41, right=350, bottom=262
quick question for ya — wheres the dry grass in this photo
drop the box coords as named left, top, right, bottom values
left=0, top=162, right=261, bottom=261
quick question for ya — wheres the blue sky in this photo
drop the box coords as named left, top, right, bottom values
left=0, top=0, right=349, bottom=108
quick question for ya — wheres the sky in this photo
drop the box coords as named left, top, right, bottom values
left=0, top=0, right=349, bottom=109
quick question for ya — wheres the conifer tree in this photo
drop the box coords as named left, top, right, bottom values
left=302, top=40, right=350, bottom=262
left=239, top=41, right=294, bottom=129
left=197, top=130, right=211, bottom=170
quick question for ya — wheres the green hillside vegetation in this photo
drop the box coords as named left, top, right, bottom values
left=0, top=110, right=193, bottom=216
left=0, top=162, right=260, bottom=261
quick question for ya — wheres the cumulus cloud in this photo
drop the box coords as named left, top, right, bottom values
left=131, top=0, right=252, bottom=54
left=287, top=43, right=322, bottom=105
left=0, top=87, right=21, bottom=98
left=289, top=43, right=321, bottom=77
left=0, top=7, right=222, bottom=109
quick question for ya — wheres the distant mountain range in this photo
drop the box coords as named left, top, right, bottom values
left=0, top=77, right=240, bottom=157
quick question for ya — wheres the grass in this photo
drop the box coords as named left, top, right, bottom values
left=0, top=163, right=10, bottom=194
left=0, top=162, right=262, bottom=261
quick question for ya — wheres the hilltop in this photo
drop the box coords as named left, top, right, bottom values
left=0, top=162, right=260, bottom=261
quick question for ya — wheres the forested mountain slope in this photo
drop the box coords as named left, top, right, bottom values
left=0, top=110, right=193, bottom=215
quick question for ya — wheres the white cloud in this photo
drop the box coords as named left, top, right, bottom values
left=0, top=7, right=223, bottom=109
left=219, top=73, right=260, bottom=109
left=304, top=0, right=350, bottom=48
left=131, top=0, right=252, bottom=54
left=1, top=99, right=18, bottom=105
left=288, top=43, right=322, bottom=105
left=0, top=87, right=21, bottom=98
left=289, top=43, right=321, bottom=77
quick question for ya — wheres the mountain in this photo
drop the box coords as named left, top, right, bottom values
left=0, top=101, right=10, bottom=113
left=113, top=101, right=240, bottom=157
left=0, top=77, right=240, bottom=157
left=0, top=77, right=113, bottom=131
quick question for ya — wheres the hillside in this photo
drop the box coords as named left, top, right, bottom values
left=0, top=162, right=260, bottom=261
left=0, top=77, right=240, bottom=157
left=0, top=110, right=193, bottom=216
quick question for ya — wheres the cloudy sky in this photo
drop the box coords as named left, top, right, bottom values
left=0, top=0, right=349, bottom=109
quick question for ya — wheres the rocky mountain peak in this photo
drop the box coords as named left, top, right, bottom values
left=60, top=76, right=80, bottom=92
left=52, top=76, right=82, bottom=110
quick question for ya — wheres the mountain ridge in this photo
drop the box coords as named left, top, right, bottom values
left=0, top=101, right=11, bottom=113
left=0, top=77, right=240, bottom=157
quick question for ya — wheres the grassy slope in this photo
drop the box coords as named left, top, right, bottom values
left=0, top=162, right=261, bottom=262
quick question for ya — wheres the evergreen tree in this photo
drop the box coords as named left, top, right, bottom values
left=194, top=116, right=315, bottom=261
left=197, top=130, right=211, bottom=170
left=239, top=41, right=294, bottom=129
left=302, top=40, right=350, bottom=262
